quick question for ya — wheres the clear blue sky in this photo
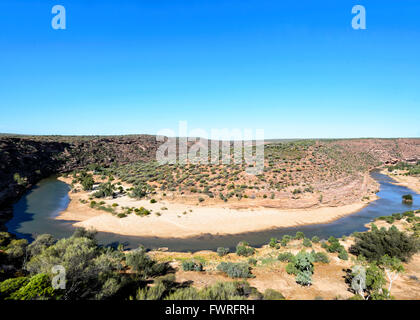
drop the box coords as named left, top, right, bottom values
left=0, top=0, right=419, bottom=138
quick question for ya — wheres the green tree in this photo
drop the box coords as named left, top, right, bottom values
left=379, top=255, right=404, bottom=298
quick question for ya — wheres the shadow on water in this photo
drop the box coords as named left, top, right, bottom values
left=5, top=186, right=37, bottom=242
left=6, top=176, right=73, bottom=242
left=6, top=171, right=420, bottom=252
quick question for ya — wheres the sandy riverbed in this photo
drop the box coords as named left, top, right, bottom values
left=55, top=177, right=375, bottom=238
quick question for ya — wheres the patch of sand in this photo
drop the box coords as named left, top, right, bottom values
left=56, top=177, right=372, bottom=239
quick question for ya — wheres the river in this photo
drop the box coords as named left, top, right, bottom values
left=5, top=171, right=420, bottom=252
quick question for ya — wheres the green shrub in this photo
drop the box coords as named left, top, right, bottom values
left=287, top=251, right=315, bottom=286
left=278, top=252, right=295, bottom=263
left=311, top=251, right=329, bottom=263
left=9, top=274, right=57, bottom=300
left=295, top=270, right=312, bottom=286
left=269, top=237, right=278, bottom=248
left=135, top=207, right=151, bottom=216
left=136, top=281, right=166, bottom=300
left=0, top=277, right=29, bottom=299
left=182, top=260, right=204, bottom=272
left=236, top=242, right=255, bottom=257
left=164, top=281, right=251, bottom=300
left=295, top=231, right=305, bottom=240
left=126, top=247, right=167, bottom=277
left=402, top=194, right=413, bottom=203
left=130, top=183, right=152, bottom=199
left=338, top=249, right=349, bottom=260
left=216, top=247, right=229, bottom=257
left=150, top=199, right=157, bottom=204
left=217, top=262, right=253, bottom=278
left=311, top=236, right=320, bottom=243
left=349, top=226, right=419, bottom=262
left=303, top=238, right=312, bottom=247
left=281, top=235, right=292, bottom=247
left=323, top=236, right=345, bottom=254
left=285, top=262, right=298, bottom=275
left=93, top=182, right=115, bottom=198
left=248, top=258, right=257, bottom=266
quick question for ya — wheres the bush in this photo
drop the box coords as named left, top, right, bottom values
left=311, top=251, right=329, bottom=263
left=349, top=226, right=419, bottom=262
left=323, top=236, right=345, bottom=254
left=338, top=249, right=349, bottom=260
left=8, top=274, right=57, bottom=300
left=135, top=207, right=151, bottom=216
left=27, top=234, right=55, bottom=257
left=311, top=236, right=320, bottom=243
left=278, top=252, right=295, bottom=263
left=402, top=194, right=413, bottom=203
left=269, top=238, right=278, bottom=248
left=182, top=260, right=203, bottom=272
left=295, top=231, right=305, bottom=240
left=164, top=281, right=252, bottom=300
left=217, top=262, right=253, bottom=278
left=281, top=235, right=292, bottom=247
left=285, top=262, right=298, bottom=275
left=286, top=251, right=315, bottom=286
left=130, top=183, right=151, bottom=199
left=236, top=242, right=255, bottom=257
left=295, top=270, right=312, bottom=286
left=93, top=182, right=115, bottom=198
left=0, top=277, right=29, bottom=299
left=248, top=258, right=257, bottom=266
left=150, top=199, right=157, bottom=204
left=125, top=247, right=167, bottom=277
left=216, top=247, right=229, bottom=257
left=303, top=238, right=312, bottom=247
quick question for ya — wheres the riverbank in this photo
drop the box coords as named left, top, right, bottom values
left=380, top=169, right=420, bottom=193
left=55, top=176, right=377, bottom=238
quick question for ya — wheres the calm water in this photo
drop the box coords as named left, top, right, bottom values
left=6, top=171, right=420, bottom=252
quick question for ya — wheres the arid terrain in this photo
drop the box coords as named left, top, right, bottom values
left=56, top=174, right=373, bottom=238
left=0, top=136, right=419, bottom=301
left=148, top=210, right=420, bottom=300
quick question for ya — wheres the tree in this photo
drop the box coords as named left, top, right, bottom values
left=8, top=274, right=57, bottom=300
left=379, top=255, right=404, bottom=298
left=349, top=226, right=418, bottom=262
left=402, top=194, right=413, bottom=203
left=125, top=247, right=167, bottom=278
left=27, top=234, right=55, bottom=257
left=25, top=229, right=124, bottom=300
left=349, top=260, right=387, bottom=300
